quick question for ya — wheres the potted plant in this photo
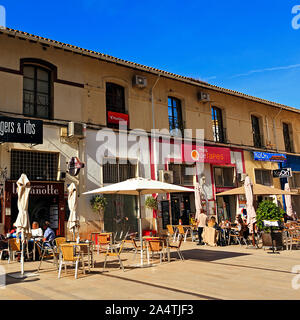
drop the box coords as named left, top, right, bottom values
left=256, top=200, right=285, bottom=249
left=90, top=195, right=108, bottom=231
left=145, top=196, right=158, bottom=211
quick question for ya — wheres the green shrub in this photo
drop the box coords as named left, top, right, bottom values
left=145, top=196, right=158, bottom=210
left=90, top=195, right=107, bottom=215
left=256, top=200, right=285, bottom=232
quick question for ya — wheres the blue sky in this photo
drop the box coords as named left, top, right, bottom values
left=1, top=0, right=300, bottom=108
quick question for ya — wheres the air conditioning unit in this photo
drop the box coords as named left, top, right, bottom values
left=159, top=170, right=174, bottom=184
left=133, top=75, right=147, bottom=88
left=197, top=91, right=210, bottom=102
left=68, top=122, right=86, bottom=139
left=238, top=173, right=247, bottom=182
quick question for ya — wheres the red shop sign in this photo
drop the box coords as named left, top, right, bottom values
left=186, top=146, right=231, bottom=164
left=107, top=111, right=129, bottom=124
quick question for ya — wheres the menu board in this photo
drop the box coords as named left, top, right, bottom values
left=49, top=205, right=59, bottom=229
left=161, top=201, right=170, bottom=230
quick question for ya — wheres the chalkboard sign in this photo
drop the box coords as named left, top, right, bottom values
left=161, top=201, right=170, bottom=230
left=0, top=116, right=43, bottom=144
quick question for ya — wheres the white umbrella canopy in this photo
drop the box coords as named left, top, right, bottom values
left=284, top=183, right=295, bottom=219
left=83, top=177, right=194, bottom=196
left=67, top=182, right=79, bottom=240
left=83, top=177, right=193, bottom=266
left=245, top=176, right=256, bottom=236
left=14, top=173, right=31, bottom=275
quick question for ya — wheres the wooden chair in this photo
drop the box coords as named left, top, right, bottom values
left=166, top=225, right=177, bottom=242
left=168, top=236, right=184, bottom=261
left=103, top=240, right=125, bottom=272
left=58, top=244, right=85, bottom=279
left=147, top=239, right=165, bottom=264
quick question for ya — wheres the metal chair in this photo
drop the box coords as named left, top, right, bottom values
left=147, top=239, right=165, bottom=264
left=103, top=240, right=125, bottom=272
left=58, top=244, right=85, bottom=279
left=167, top=225, right=177, bottom=242
left=37, top=240, right=58, bottom=272
left=168, top=236, right=184, bottom=261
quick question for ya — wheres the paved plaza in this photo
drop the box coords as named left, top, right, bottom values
left=1, top=241, right=300, bottom=300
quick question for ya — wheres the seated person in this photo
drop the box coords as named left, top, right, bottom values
left=7, top=224, right=17, bottom=238
left=31, top=221, right=43, bottom=238
left=237, top=215, right=249, bottom=240
left=42, top=221, right=56, bottom=247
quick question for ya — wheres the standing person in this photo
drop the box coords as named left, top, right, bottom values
left=196, top=211, right=208, bottom=245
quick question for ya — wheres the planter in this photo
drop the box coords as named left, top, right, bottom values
left=261, top=231, right=283, bottom=249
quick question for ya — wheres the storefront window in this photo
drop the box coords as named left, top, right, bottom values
left=255, top=169, right=272, bottom=186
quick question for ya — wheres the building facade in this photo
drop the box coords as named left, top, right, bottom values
left=0, top=28, right=300, bottom=237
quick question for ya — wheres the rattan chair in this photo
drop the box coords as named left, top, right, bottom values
left=58, top=244, right=85, bottom=279
left=168, top=236, right=184, bottom=261
left=7, top=238, right=22, bottom=263
left=167, top=225, right=177, bottom=242
left=147, top=239, right=165, bottom=264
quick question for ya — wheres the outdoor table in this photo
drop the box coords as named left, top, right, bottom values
left=67, top=242, right=94, bottom=270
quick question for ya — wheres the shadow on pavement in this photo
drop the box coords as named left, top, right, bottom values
left=179, top=248, right=250, bottom=261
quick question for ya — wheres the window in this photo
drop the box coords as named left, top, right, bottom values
left=211, top=106, right=225, bottom=143
left=103, top=159, right=137, bottom=184
left=251, top=115, right=263, bottom=148
left=255, top=169, right=272, bottom=186
left=290, top=172, right=300, bottom=188
left=168, top=163, right=195, bottom=185
left=168, top=97, right=183, bottom=134
left=283, top=122, right=293, bottom=153
left=11, top=150, right=59, bottom=181
left=214, top=167, right=235, bottom=187
left=106, top=82, right=125, bottom=113
left=23, top=65, right=52, bottom=119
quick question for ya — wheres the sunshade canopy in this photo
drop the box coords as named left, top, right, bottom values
left=216, top=183, right=297, bottom=196
left=83, top=177, right=194, bottom=195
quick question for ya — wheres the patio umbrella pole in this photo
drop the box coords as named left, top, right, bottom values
left=21, top=231, right=24, bottom=275
left=138, top=191, right=143, bottom=266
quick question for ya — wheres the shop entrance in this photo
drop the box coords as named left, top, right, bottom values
left=11, top=195, right=59, bottom=232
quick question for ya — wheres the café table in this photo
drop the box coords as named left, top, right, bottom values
left=66, top=241, right=94, bottom=270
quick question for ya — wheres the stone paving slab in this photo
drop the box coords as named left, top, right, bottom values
left=0, top=242, right=300, bottom=300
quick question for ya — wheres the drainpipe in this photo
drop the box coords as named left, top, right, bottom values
left=272, top=107, right=283, bottom=151
left=150, top=74, right=160, bottom=180
left=150, top=75, right=160, bottom=234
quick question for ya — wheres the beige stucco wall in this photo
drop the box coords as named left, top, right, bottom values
left=0, top=32, right=300, bottom=156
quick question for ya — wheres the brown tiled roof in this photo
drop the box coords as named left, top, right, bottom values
left=1, top=27, right=300, bottom=114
